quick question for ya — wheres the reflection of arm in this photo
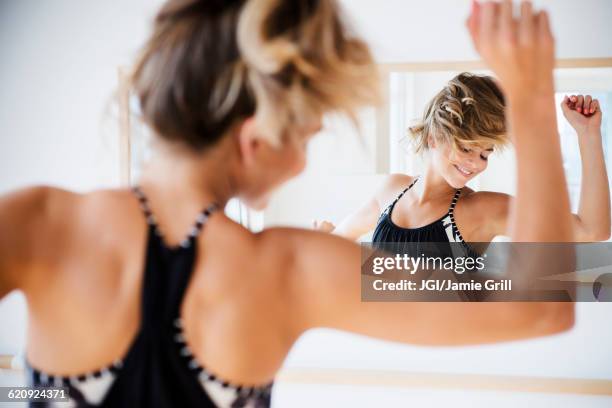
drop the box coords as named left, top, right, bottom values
left=333, top=174, right=411, bottom=241
left=332, top=197, right=379, bottom=240
left=558, top=94, right=611, bottom=241
left=506, top=98, right=572, bottom=242
left=469, top=94, right=610, bottom=243
left=573, top=129, right=611, bottom=242
left=477, top=191, right=610, bottom=243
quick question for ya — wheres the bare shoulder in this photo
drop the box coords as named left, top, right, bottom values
left=0, top=186, right=143, bottom=291
left=251, top=226, right=301, bottom=276
left=382, top=173, right=416, bottom=191
left=252, top=225, right=346, bottom=267
left=454, top=190, right=513, bottom=241
left=0, top=185, right=76, bottom=218
left=0, top=185, right=80, bottom=248
left=0, top=186, right=79, bottom=292
left=376, top=173, right=416, bottom=207
left=460, top=189, right=511, bottom=213
left=222, top=224, right=349, bottom=296
left=200, top=221, right=303, bottom=332
left=199, top=217, right=297, bottom=293
left=195, top=222, right=320, bottom=379
left=458, top=190, right=512, bottom=233
left=0, top=185, right=138, bottom=232
left=77, top=188, right=144, bottom=230
left=249, top=226, right=358, bottom=333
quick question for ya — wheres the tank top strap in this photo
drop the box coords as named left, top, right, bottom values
left=384, top=177, right=419, bottom=216
left=131, top=185, right=221, bottom=331
left=447, top=188, right=464, bottom=242
left=132, top=186, right=219, bottom=249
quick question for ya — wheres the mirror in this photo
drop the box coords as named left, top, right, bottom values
left=260, top=66, right=612, bottom=242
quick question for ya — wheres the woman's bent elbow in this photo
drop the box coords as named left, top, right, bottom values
left=532, top=302, right=575, bottom=337
left=594, top=228, right=611, bottom=242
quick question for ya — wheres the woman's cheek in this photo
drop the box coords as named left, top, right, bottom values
left=479, top=161, right=488, bottom=173
left=272, top=147, right=305, bottom=188
left=286, top=143, right=307, bottom=177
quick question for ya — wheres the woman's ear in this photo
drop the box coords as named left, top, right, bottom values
left=237, top=117, right=259, bottom=165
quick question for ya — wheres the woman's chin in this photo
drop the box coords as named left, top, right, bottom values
left=447, top=175, right=468, bottom=189
left=447, top=167, right=475, bottom=188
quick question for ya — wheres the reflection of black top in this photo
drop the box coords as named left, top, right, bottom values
left=372, top=177, right=478, bottom=255
left=371, top=178, right=482, bottom=298
left=26, top=187, right=272, bottom=408
left=373, top=178, right=462, bottom=242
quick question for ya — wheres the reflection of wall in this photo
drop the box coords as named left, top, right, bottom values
left=263, top=111, right=380, bottom=228
left=264, top=174, right=385, bottom=229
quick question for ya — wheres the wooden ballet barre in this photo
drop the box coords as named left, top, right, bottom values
left=277, top=368, right=612, bottom=396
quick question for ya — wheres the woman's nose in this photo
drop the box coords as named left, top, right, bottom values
left=464, top=156, right=477, bottom=168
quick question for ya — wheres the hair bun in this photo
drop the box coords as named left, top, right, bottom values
left=199, top=0, right=244, bottom=13
left=133, top=0, right=379, bottom=151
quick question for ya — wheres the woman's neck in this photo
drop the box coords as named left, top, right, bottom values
left=138, top=140, right=237, bottom=212
left=414, top=162, right=456, bottom=204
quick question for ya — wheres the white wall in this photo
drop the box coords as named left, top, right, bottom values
left=0, top=0, right=162, bottom=355
left=0, top=0, right=163, bottom=193
left=339, top=0, right=612, bottom=63
left=263, top=111, right=381, bottom=227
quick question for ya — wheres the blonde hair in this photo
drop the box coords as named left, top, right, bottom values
left=408, top=73, right=507, bottom=154
left=131, top=0, right=380, bottom=150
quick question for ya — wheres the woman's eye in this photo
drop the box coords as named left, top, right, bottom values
left=480, top=154, right=489, bottom=161
left=461, top=147, right=471, bottom=153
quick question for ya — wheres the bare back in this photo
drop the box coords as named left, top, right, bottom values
left=17, top=187, right=294, bottom=386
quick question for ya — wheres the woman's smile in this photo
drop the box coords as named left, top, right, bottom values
left=453, top=163, right=474, bottom=177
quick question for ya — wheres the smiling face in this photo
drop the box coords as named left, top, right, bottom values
left=429, top=138, right=494, bottom=188
left=408, top=73, right=508, bottom=187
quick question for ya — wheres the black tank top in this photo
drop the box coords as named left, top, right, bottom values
left=372, top=178, right=479, bottom=256
left=26, top=187, right=273, bottom=407
left=371, top=178, right=482, bottom=301
left=372, top=178, right=467, bottom=243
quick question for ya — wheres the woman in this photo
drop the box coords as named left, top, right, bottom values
left=316, top=79, right=610, bottom=246
left=0, top=0, right=575, bottom=407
